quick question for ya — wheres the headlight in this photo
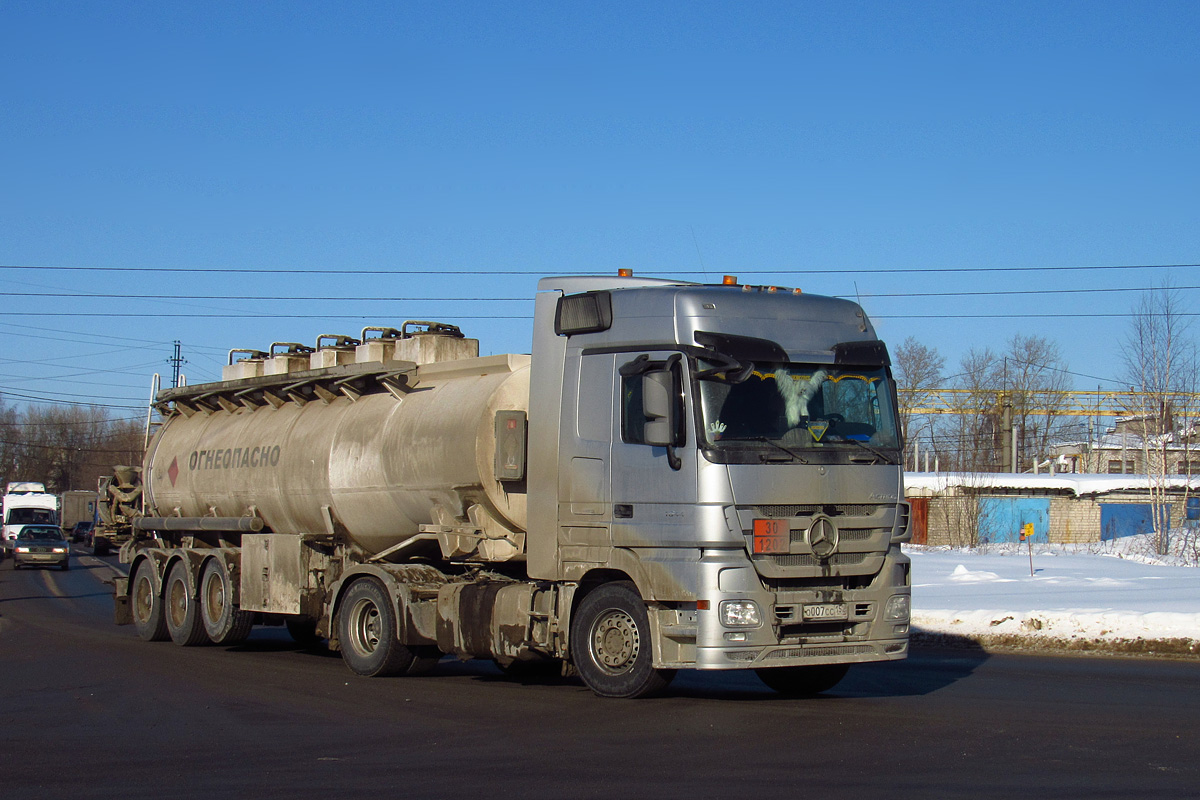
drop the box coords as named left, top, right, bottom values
left=15, top=547, right=30, bottom=553
left=884, top=595, right=910, bottom=621
left=52, top=547, right=68, bottom=554
left=720, top=600, right=762, bottom=627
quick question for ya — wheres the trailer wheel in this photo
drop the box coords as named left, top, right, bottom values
left=164, top=561, right=209, bottom=646
left=337, top=578, right=416, bottom=677
left=571, top=581, right=675, bottom=699
left=131, top=559, right=169, bottom=642
left=755, top=664, right=849, bottom=696
left=200, top=558, right=253, bottom=646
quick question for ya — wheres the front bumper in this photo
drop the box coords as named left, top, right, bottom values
left=13, top=551, right=69, bottom=568
left=653, top=546, right=911, bottom=671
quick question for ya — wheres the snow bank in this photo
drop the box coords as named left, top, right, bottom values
left=906, top=543, right=1200, bottom=657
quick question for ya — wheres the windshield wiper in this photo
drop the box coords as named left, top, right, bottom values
left=838, top=436, right=899, bottom=465
left=749, top=437, right=810, bottom=464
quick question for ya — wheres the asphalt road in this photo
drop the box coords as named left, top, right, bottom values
left=1, top=549, right=1197, bottom=800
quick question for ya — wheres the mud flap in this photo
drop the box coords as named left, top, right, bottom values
left=112, top=576, right=132, bottom=625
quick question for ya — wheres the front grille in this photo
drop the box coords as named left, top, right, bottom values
left=789, top=527, right=878, bottom=543
left=756, top=504, right=878, bottom=518
left=765, top=644, right=875, bottom=660
left=759, top=504, right=821, bottom=518
left=767, top=553, right=867, bottom=568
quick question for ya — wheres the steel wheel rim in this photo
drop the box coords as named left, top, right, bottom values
left=348, top=597, right=382, bottom=656
left=167, top=576, right=187, bottom=628
left=134, top=574, right=154, bottom=624
left=591, top=608, right=639, bottom=674
left=202, top=570, right=225, bottom=623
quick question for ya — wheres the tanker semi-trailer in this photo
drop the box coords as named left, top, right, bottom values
left=114, top=273, right=911, bottom=698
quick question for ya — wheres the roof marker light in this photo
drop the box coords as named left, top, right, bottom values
left=793, top=288, right=803, bottom=295
left=618, top=268, right=633, bottom=277
left=723, top=275, right=738, bottom=285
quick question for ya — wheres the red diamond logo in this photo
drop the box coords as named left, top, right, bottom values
left=168, top=456, right=180, bottom=486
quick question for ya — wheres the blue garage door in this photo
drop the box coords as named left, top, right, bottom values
left=1100, top=503, right=1158, bottom=540
left=979, top=497, right=1050, bottom=544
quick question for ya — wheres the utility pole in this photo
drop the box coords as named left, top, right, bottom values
left=168, top=340, right=187, bottom=388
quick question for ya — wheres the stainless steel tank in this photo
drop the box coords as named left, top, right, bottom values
left=144, top=354, right=531, bottom=561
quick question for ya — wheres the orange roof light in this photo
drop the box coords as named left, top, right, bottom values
left=722, top=275, right=738, bottom=285
left=793, top=288, right=803, bottom=294
left=617, top=268, right=634, bottom=277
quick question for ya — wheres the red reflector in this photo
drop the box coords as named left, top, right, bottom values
left=696, top=600, right=710, bottom=611
left=753, top=519, right=789, bottom=554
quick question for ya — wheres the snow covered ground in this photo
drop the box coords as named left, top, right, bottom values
left=907, top=540, right=1200, bottom=657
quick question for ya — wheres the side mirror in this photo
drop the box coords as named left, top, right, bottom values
left=642, top=368, right=677, bottom=447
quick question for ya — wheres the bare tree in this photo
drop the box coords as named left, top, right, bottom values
left=893, top=337, right=945, bottom=469
left=1003, top=333, right=1072, bottom=471
left=1, top=403, right=145, bottom=493
left=1120, top=283, right=1199, bottom=555
left=947, top=347, right=1005, bottom=472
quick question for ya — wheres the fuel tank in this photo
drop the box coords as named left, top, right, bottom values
left=144, top=353, right=531, bottom=561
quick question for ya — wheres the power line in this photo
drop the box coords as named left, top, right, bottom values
left=0, top=312, right=535, bottom=319
left=2, top=262, right=1198, bottom=276
left=3, top=284, right=1197, bottom=302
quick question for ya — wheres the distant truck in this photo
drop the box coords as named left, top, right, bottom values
left=115, top=273, right=911, bottom=698
left=2, top=482, right=60, bottom=558
left=60, top=489, right=100, bottom=540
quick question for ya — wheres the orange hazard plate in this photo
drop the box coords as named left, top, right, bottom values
left=752, top=519, right=789, bottom=554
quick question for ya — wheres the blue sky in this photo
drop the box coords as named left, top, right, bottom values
left=2, top=1, right=1198, bottom=414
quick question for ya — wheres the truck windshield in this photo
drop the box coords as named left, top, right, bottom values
left=6, top=508, right=57, bottom=525
left=698, top=362, right=901, bottom=454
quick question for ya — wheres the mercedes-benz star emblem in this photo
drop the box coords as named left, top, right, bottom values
left=807, top=517, right=839, bottom=560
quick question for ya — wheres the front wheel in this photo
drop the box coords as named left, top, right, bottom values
left=756, top=664, right=849, bottom=696
left=571, top=581, right=675, bottom=699
left=336, top=578, right=417, bottom=677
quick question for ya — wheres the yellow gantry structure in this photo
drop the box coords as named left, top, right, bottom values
left=899, top=389, right=1200, bottom=419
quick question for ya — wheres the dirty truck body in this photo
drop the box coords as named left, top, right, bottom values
left=117, top=275, right=911, bottom=697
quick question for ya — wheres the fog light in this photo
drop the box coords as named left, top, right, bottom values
left=893, top=624, right=909, bottom=636
left=720, top=600, right=762, bottom=627
left=884, top=595, right=911, bottom=622
left=724, top=631, right=748, bottom=642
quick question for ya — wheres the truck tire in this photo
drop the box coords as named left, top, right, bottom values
left=285, top=617, right=322, bottom=648
left=131, top=559, right=169, bottom=642
left=336, top=578, right=417, bottom=677
left=755, top=664, right=849, bottom=696
left=93, top=539, right=110, bottom=557
left=571, top=581, right=675, bottom=699
left=200, top=558, right=253, bottom=646
left=164, top=560, right=209, bottom=646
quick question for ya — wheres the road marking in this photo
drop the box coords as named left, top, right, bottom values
left=43, top=570, right=67, bottom=598
left=77, top=555, right=128, bottom=579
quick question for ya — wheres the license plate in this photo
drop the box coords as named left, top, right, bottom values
left=802, top=603, right=848, bottom=621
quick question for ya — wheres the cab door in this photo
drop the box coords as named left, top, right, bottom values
left=609, top=351, right=699, bottom=548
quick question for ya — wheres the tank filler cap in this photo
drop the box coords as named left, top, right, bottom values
left=270, top=342, right=315, bottom=356
left=316, top=334, right=361, bottom=349
left=401, top=321, right=464, bottom=339
left=228, top=348, right=268, bottom=365
left=361, top=326, right=402, bottom=342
